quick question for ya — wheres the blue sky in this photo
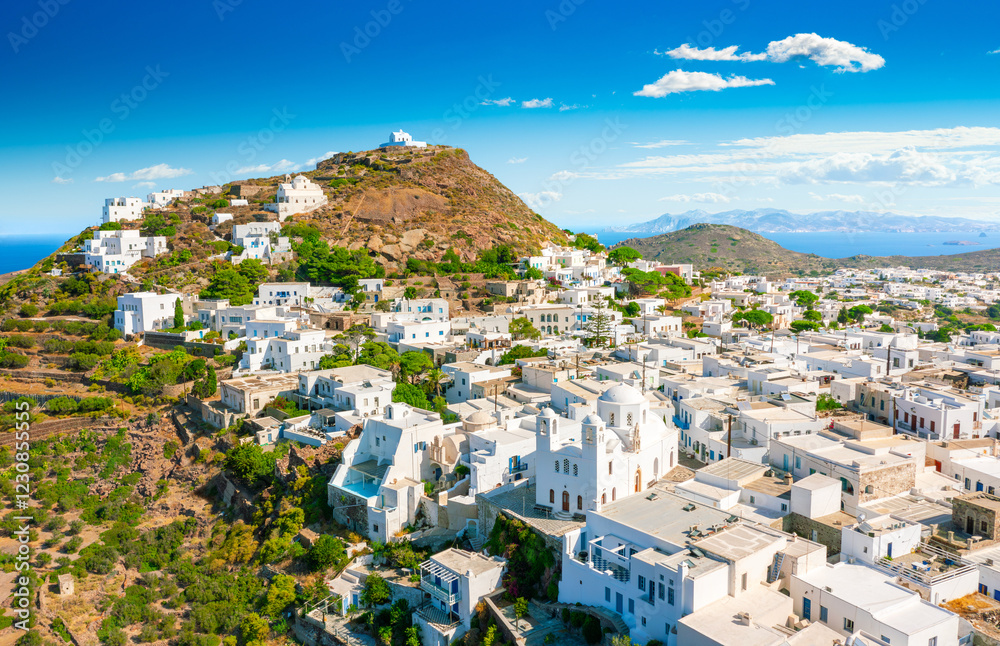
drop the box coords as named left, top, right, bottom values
left=2, top=0, right=1000, bottom=234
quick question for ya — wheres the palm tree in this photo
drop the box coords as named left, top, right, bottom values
left=425, top=368, right=445, bottom=398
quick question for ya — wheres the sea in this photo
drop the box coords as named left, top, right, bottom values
left=0, top=234, right=72, bottom=275
left=588, top=230, right=1000, bottom=259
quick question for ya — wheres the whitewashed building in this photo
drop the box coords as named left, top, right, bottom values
left=84, top=229, right=167, bottom=274
left=267, top=175, right=327, bottom=218
left=239, top=327, right=331, bottom=373
left=416, top=549, right=505, bottom=646
left=146, top=189, right=185, bottom=208
left=102, top=197, right=147, bottom=223
left=379, top=129, right=427, bottom=148
left=113, top=292, right=182, bottom=336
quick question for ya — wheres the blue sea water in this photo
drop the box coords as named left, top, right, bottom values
left=0, top=235, right=72, bottom=275
left=589, top=230, right=1000, bottom=259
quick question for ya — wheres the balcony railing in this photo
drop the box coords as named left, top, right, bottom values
left=420, top=579, right=459, bottom=605
left=672, top=416, right=690, bottom=431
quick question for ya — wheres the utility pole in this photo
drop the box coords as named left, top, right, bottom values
left=727, top=414, right=733, bottom=458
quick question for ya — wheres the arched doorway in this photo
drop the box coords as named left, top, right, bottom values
left=562, top=490, right=570, bottom=512
left=634, top=468, right=642, bottom=493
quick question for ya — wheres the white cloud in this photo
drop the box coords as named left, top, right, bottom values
left=133, top=181, right=157, bottom=189
left=507, top=157, right=528, bottom=164
left=658, top=192, right=731, bottom=204
left=481, top=97, right=515, bottom=106
left=780, top=148, right=957, bottom=185
left=549, top=170, right=577, bottom=182
left=51, top=176, right=73, bottom=184
left=518, top=191, right=562, bottom=210
left=634, top=70, right=774, bottom=98
left=558, top=103, right=585, bottom=111
left=728, top=126, right=1000, bottom=155
left=808, top=192, right=866, bottom=204
left=765, top=33, right=885, bottom=73
left=522, top=98, right=553, bottom=109
left=990, top=48, right=1000, bottom=55
left=661, top=33, right=885, bottom=73
left=96, top=163, right=193, bottom=182
left=234, top=159, right=301, bottom=175
left=630, top=139, right=690, bottom=149
left=307, top=151, right=337, bottom=166
left=659, top=44, right=766, bottom=62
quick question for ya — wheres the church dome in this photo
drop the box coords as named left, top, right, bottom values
left=466, top=410, right=495, bottom=426
left=539, top=407, right=558, bottom=418
left=599, top=383, right=645, bottom=405
left=582, top=414, right=604, bottom=426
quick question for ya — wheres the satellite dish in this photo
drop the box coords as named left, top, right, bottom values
left=856, top=511, right=867, bottom=524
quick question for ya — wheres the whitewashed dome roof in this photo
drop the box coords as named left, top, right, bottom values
left=599, top=383, right=644, bottom=405
left=467, top=410, right=494, bottom=425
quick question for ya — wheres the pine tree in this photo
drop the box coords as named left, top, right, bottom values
left=585, top=301, right=613, bottom=348
left=173, top=298, right=184, bottom=329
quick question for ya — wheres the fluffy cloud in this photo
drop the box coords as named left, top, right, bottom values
left=96, top=163, right=193, bottom=182
left=306, top=151, right=337, bottom=167
left=481, top=97, right=515, bottom=106
left=634, top=70, right=774, bottom=97
left=51, top=176, right=73, bottom=184
left=991, top=48, right=1000, bottom=55
left=234, top=159, right=300, bottom=175
left=518, top=191, right=561, bottom=209
left=507, top=157, right=528, bottom=164
left=522, top=98, right=553, bottom=109
left=765, top=33, right=885, bottom=73
left=630, top=139, right=690, bottom=149
left=659, top=44, right=765, bottom=62
left=658, top=192, right=731, bottom=204
left=133, top=181, right=157, bottom=189
left=728, top=127, right=1000, bottom=155
left=558, top=103, right=585, bottom=111
left=662, top=33, right=885, bottom=73
left=780, top=148, right=956, bottom=185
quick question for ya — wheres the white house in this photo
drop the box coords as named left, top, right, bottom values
left=253, top=282, right=311, bottom=307
left=379, top=130, right=427, bottom=148
left=535, top=383, right=678, bottom=515
left=239, top=327, right=332, bottom=373
left=416, top=549, right=505, bottom=646
left=113, top=292, right=182, bottom=336
left=102, top=197, right=147, bottom=223
left=231, top=221, right=291, bottom=264
left=84, top=229, right=167, bottom=274
left=146, top=189, right=185, bottom=208
left=297, top=365, right=395, bottom=428
left=790, top=562, right=962, bottom=646
left=211, top=213, right=233, bottom=226
left=267, top=175, right=327, bottom=218
left=327, top=403, right=460, bottom=541
left=441, top=362, right=512, bottom=405
left=466, top=413, right=536, bottom=496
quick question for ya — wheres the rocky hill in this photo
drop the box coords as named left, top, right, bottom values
left=618, top=223, right=1000, bottom=276
left=606, top=208, right=1000, bottom=235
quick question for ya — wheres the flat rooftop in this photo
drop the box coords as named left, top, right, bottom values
left=596, top=486, right=737, bottom=546
left=699, top=458, right=767, bottom=483
left=694, top=524, right=784, bottom=561
left=428, top=548, right=505, bottom=576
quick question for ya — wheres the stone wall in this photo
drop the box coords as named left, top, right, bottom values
left=783, top=513, right=843, bottom=556
left=953, top=494, right=1000, bottom=539
left=859, top=461, right=917, bottom=505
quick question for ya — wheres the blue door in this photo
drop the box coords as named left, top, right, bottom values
left=802, top=598, right=812, bottom=621
left=783, top=454, right=789, bottom=471
left=978, top=481, right=985, bottom=492
left=887, top=543, right=893, bottom=559
left=616, top=593, right=623, bottom=614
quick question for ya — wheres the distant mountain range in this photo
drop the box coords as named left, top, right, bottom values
left=603, top=209, right=1000, bottom=234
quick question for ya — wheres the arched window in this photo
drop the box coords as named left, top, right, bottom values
left=550, top=489, right=555, bottom=504
left=627, top=412, right=633, bottom=427
left=577, top=495, right=583, bottom=510
left=840, top=478, right=854, bottom=495
left=635, top=468, right=642, bottom=493
left=554, top=460, right=559, bottom=473
left=609, top=412, right=615, bottom=426
left=573, top=463, right=578, bottom=477
left=612, top=488, right=616, bottom=501
left=563, top=459, right=570, bottom=474
left=865, top=485, right=874, bottom=494
left=653, top=458, right=659, bottom=480
left=601, top=493, right=606, bottom=504
left=608, top=461, right=613, bottom=475
left=643, top=410, right=646, bottom=424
